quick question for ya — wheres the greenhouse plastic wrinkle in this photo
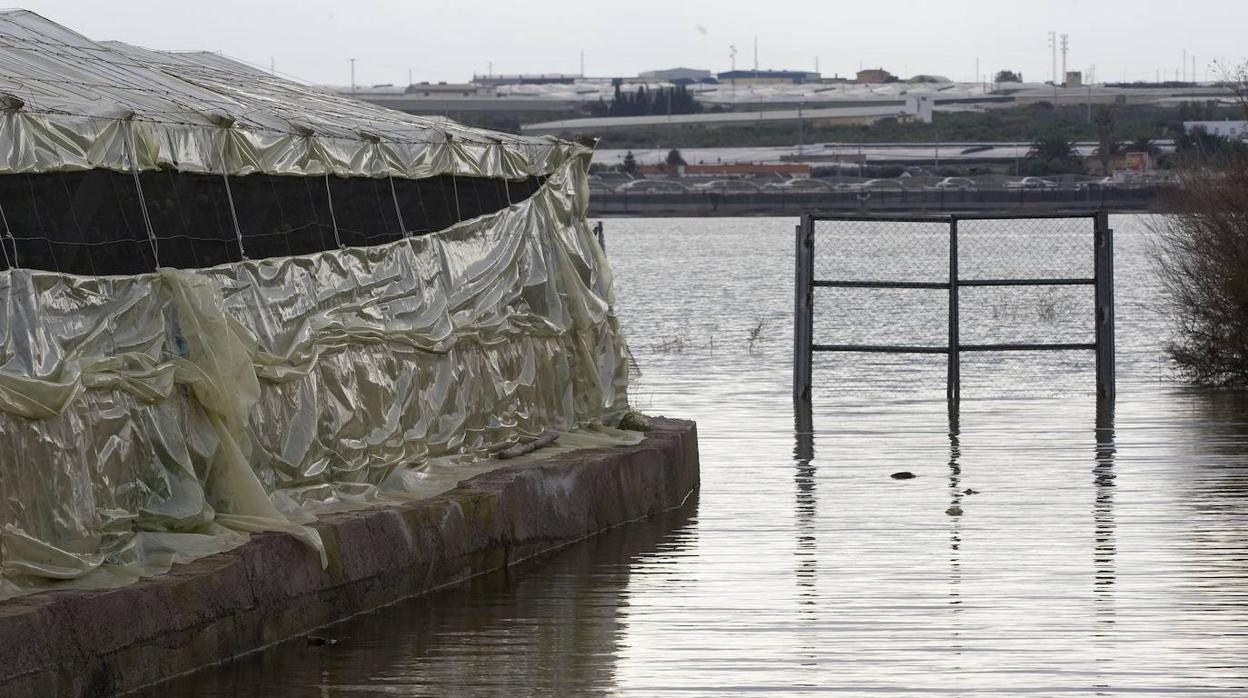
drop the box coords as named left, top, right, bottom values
left=0, top=162, right=628, bottom=596
left=0, top=10, right=630, bottom=597
left=0, top=11, right=570, bottom=180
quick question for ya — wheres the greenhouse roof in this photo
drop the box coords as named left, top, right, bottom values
left=0, top=10, right=583, bottom=179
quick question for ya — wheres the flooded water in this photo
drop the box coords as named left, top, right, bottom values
left=154, top=215, right=1248, bottom=696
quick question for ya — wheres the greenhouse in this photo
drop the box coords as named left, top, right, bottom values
left=0, top=10, right=628, bottom=595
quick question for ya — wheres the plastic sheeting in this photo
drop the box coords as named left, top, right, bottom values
left=0, top=10, right=578, bottom=180
left=0, top=11, right=632, bottom=598
left=0, top=151, right=631, bottom=596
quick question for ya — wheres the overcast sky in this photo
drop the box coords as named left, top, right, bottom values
left=19, top=0, right=1247, bottom=86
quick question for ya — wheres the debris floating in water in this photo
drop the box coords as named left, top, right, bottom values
left=946, top=505, right=964, bottom=516
left=890, top=471, right=916, bottom=480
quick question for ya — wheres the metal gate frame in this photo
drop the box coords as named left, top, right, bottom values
left=793, top=212, right=1114, bottom=405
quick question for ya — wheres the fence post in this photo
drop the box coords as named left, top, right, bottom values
left=793, top=214, right=815, bottom=405
left=947, top=216, right=961, bottom=402
left=1094, top=211, right=1115, bottom=401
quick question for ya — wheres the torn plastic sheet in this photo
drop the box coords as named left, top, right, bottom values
left=0, top=155, right=631, bottom=598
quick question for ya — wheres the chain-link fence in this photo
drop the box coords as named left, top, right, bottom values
left=793, top=213, right=1114, bottom=404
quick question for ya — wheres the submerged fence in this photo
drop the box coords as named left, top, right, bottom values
left=793, top=212, right=1114, bottom=404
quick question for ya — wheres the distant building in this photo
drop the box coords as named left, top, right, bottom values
left=639, top=67, right=713, bottom=83
left=904, top=95, right=934, bottom=124
left=1124, top=151, right=1153, bottom=172
left=1065, top=71, right=1084, bottom=88
left=1184, top=120, right=1248, bottom=140
left=854, top=68, right=896, bottom=84
left=637, top=163, right=812, bottom=177
left=472, top=73, right=580, bottom=86
left=402, top=82, right=483, bottom=96
left=716, top=69, right=821, bottom=85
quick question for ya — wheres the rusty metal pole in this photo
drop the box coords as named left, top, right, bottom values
left=793, top=214, right=815, bottom=405
left=1094, top=211, right=1115, bottom=401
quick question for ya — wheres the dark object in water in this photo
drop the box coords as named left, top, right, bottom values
left=307, top=636, right=338, bottom=646
left=963, top=488, right=980, bottom=495
left=498, top=430, right=560, bottom=460
left=946, top=505, right=963, bottom=516
left=890, top=471, right=916, bottom=480
left=618, top=410, right=653, bottom=432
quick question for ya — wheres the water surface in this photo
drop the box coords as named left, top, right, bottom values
left=154, top=215, right=1248, bottom=696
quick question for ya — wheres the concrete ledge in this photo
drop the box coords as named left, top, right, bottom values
left=0, top=418, right=699, bottom=697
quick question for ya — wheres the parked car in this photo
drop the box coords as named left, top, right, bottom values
left=1074, top=177, right=1115, bottom=191
left=933, top=177, right=977, bottom=191
left=1006, top=177, right=1059, bottom=190
left=780, top=178, right=833, bottom=191
left=692, top=179, right=761, bottom=194
left=616, top=179, right=689, bottom=193
left=860, top=179, right=907, bottom=192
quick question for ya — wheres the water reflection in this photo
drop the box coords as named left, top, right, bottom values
left=947, top=401, right=963, bottom=639
left=1094, top=400, right=1117, bottom=600
left=170, top=215, right=1248, bottom=696
left=145, top=498, right=699, bottom=697
left=793, top=404, right=818, bottom=670
left=1093, top=399, right=1117, bottom=695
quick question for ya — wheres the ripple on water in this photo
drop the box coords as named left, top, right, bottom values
left=152, top=216, right=1248, bottom=697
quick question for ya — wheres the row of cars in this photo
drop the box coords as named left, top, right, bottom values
left=601, top=177, right=1050, bottom=194
left=595, top=174, right=1168, bottom=195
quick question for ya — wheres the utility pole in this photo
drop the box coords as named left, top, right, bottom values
left=753, top=35, right=759, bottom=79
left=975, top=57, right=979, bottom=86
left=797, top=99, right=804, bottom=156
left=1060, top=34, right=1069, bottom=85
left=349, top=57, right=356, bottom=94
left=729, top=45, right=737, bottom=92
left=269, top=57, right=275, bottom=75
left=1048, top=31, right=1057, bottom=85
left=1192, top=55, right=1197, bottom=83
left=1182, top=49, right=1187, bottom=82
left=407, top=68, right=412, bottom=87
left=580, top=50, right=585, bottom=78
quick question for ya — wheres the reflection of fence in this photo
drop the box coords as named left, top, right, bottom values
left=590, top=188, right=1163, bottom=217
left=793, top=212, right=1114, bottom=404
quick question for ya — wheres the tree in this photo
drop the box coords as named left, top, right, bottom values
left=1027, top=130, right=1077, bottom=162
left=1128, top=135, right=1160, bottom=156
left=1152, top=59, right=1248, bottom=385
left=1093, top=106, right=1117, bottom=174
left=665, top=148, right=686, bottom=175
left=622, top=151, right=638, bottom=175
left=995, top=70, right=1023, bottom=83
left=1174, top=126, right=1247, bottom=163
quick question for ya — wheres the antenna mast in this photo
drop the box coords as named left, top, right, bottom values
left=1060, top=34, right=1069, bottom=85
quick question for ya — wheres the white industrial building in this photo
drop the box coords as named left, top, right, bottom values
left=1184, top=120, right=1248, bottom=140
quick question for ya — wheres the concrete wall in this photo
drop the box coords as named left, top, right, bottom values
left=0, top=419, right=699, bottom=697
